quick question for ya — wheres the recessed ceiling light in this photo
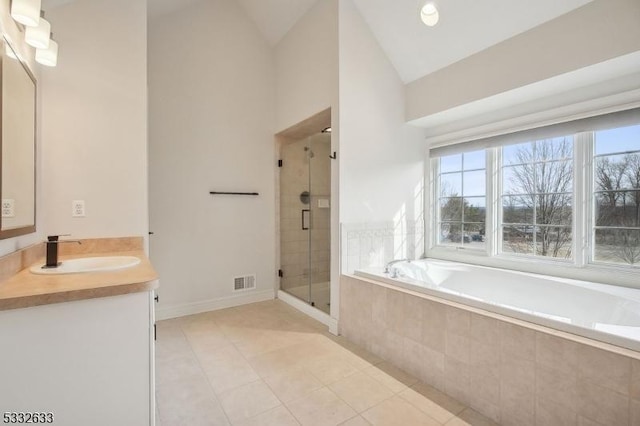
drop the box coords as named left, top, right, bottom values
left=420, top=2, right=439, bottom=27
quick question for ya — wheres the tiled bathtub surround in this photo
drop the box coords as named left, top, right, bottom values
left=341, top=221, right=425, bottom=274
left=340, top=275, right=640, bottom=426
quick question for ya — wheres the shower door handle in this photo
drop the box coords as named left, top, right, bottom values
left=302, top=209, right=310, bottom=230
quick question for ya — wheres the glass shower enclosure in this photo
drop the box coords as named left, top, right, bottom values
left=279, top=131, right=331, bottom=314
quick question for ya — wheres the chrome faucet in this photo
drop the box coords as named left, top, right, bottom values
left=43, top=235, right=82, bottom=268
left=384, top=258, right=409, bottom=276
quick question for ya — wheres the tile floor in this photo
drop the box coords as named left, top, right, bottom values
left=155, top=300, right=498, bottom=426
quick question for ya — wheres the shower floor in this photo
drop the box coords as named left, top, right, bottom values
left=284, top=281, right=330, bottom=314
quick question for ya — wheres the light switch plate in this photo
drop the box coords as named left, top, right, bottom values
left=1, top=199, right=15, bottom=218
left=72, top=200, right=86, bottom=217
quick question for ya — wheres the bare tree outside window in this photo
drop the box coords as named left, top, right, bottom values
left=502, top=138, right=573, bottom=258
left=437, top=151, right=486, bottom=248
left=594, top=144, right=640, bottom=265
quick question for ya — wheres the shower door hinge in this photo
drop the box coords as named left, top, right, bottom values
left=278, top=159, right=283, bottom=167
left=278, top=269, right=283, bottom=277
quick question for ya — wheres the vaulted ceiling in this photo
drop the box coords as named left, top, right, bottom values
left=45, top=0, right=595, bottom=84
left=351, top=0, right=595, bottom=83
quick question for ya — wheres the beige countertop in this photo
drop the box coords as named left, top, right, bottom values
left=0, top=250, right=158, bottom=311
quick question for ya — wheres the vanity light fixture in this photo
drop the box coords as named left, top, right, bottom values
left=10, top=0, right=42, bottom=27
left=420, top=2, right=439, bottom=27
left=35, top=32, right=58, bottom=67
left=322, top=127, right=332, bottom=133
left=25, top=11, right=51, bottom=49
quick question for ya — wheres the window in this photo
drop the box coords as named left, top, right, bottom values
left=501, top=138, right=573, bottom=259
left=437, top=150, right=486, bottom=249
left=593, top=124, right=640, bottom=266
left=429, top=107, right=640, bottom=272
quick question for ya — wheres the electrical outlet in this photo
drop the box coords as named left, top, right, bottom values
left=72, top=200, right=86, bottom=217
left=1, top=199, right=15, bottom=218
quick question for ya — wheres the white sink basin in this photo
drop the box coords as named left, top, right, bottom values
left=30, top=256, right=141, bottom=275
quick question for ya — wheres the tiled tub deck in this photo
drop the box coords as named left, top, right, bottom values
left=340, top=275, right=640, bottom=426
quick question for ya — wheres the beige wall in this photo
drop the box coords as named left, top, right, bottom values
left=406, top=0, right=640, bottom=122
left=40, top=0, right=148, bottom=239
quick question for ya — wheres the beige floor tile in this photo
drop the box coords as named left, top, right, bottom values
left=185, top=327, right=232, bottom=354
left=445, top=408, right=499, bottom=426
left=156, top=375, right=229, bottom=426
left=286, top=387, right=358, bottom=426
left=302, top=353, right=361, bottom=385
left=158, top=397, right=230, bottom=426
left=399, top=382, right=465, bottom=423
left=196, top=345, right=261, bottom=395
left=362, top=365, right=409, bottom=394
left=264, top=367, right=324, bottom=403
left=247, top=343, right=312, bottom=378
left=233, top=405, right=300, bottom=426
left=372, top=361, right=419, bottom=388
left=156, top=351, right=204, bottom=385
left=235, top=329, right=316, bottom=358
left=155, top=301, right=478, bottom=426
left=361, top=396, right=440, bottom=426
left=329, top=371, right=395, bottom=413
left=339, top=416, right=371, bottom=426
left=219, top=381, right=281, bottom=424
left=330, top=336, right=384, bottom=366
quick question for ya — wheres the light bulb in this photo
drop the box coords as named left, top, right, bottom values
left=26, top=15, right=51, bottom=49
left=36, top=37, right=58, bottom=67
left=421, top=2, right=439, bottom=27
left=10, top=0, right=42, bottom=27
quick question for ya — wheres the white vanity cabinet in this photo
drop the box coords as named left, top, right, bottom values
left=0, top=291, right=156, bottom=426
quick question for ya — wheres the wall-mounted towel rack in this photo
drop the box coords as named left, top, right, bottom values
left=209, top=191, right=259, bottom=196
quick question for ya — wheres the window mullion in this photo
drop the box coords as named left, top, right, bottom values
left=578, top=132, right=594, bottom=266
left=487, top=148, right=498, bottom=256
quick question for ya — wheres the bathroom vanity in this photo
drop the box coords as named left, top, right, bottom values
left=0, top=248, right=158, bottom=426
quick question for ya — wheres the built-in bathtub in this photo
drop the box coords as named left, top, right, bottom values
left=340, top=260, right=640, bottom=425
left=356, top=258, right=640, bottom=352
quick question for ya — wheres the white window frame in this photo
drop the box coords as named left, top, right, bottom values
left=426, top=108, right=640, bottom=289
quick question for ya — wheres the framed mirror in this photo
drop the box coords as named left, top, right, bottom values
left=0, top=37, right=36, bottom=239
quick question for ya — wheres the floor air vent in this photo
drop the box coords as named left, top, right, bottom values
left=234, top=274, right=256, bottom=291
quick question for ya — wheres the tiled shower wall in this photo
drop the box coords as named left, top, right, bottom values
left=341, top=221, right=425, bottom=274
left=280, top=135, right=331, bottom=291
left=340, top=275, right=640, bottom=426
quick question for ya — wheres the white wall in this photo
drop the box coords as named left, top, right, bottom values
left=40, top=0, right=148, bottom=240
left=148, top=0, right=276, bottom=318
left=0, top=0, right=41, bottom=256
left=406, top=0, right=640, bottom=121
left=338, top=0, right=425, bottom=225
left=274, top=0, right=338, bottom=133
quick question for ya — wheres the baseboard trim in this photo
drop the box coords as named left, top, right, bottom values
left=277, top=290, right=337, bottom=334
left=155, top=290, right=275, bottom=320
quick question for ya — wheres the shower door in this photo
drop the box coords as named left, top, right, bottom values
left=279, top=132, right=331, bottom=314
